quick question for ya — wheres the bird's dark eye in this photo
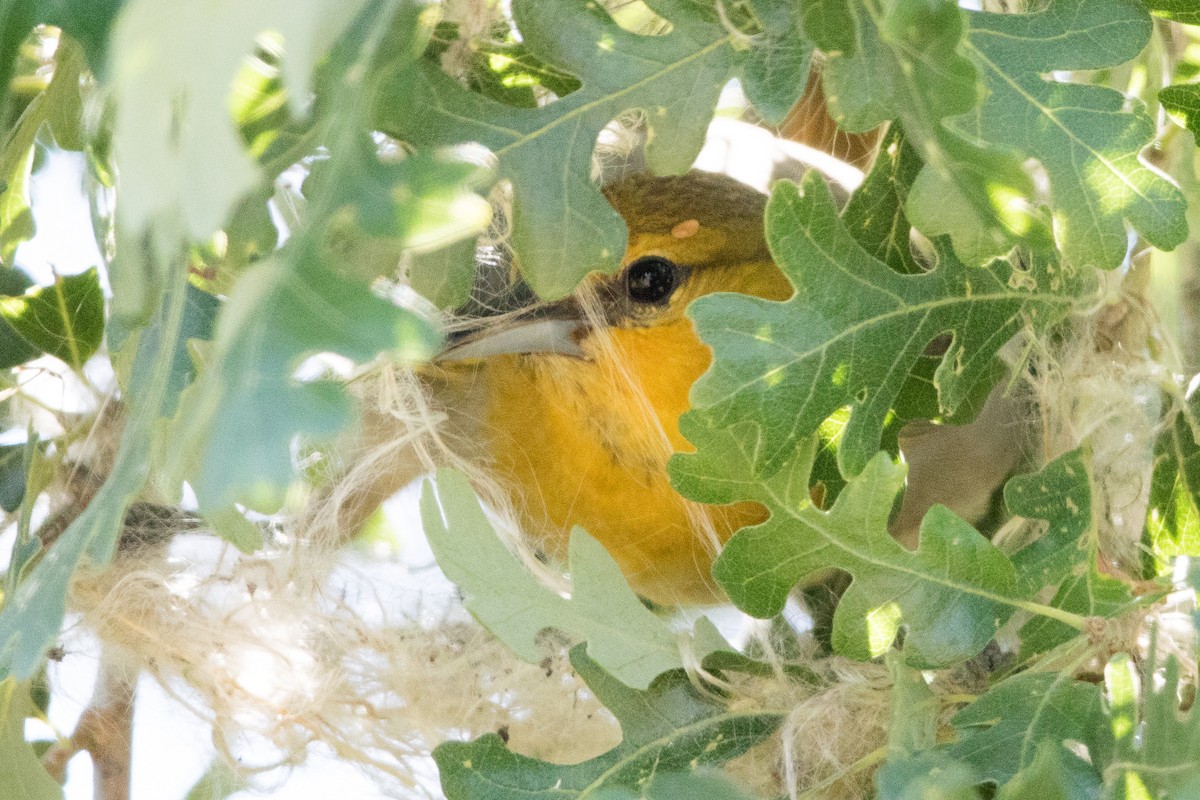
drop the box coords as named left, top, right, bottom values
left=625, top=256, right=679, bottom=305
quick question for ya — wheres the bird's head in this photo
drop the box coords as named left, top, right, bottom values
left=441, top=169, right=791, bottom=366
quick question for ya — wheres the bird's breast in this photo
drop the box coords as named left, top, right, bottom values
left=479, top=321, right=765, bottom=604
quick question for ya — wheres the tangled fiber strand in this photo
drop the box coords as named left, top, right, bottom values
left=68, top=534, right=620, bottom=793
left=1026, top=264, right=1170, bottom=574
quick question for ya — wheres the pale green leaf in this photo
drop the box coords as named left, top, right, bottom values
left=954, top=0, right=1187, bottom=269
left=376, top=0, right=786, bottom=298
left=0, top=267, right=104, bottom=371
left=0, top=679, right=61, bottom=800
left=876, top=753, right=980, bottom=800
left=887, top=652, right=938, bottom=757
left=686, top=174, right=1087, bottom=479
left=201, top=507, right=263, bottom=554
left=434, top=646, right=781, bottom=800
left=671, top=421, right=1020, bottom=668
left=184, top=759, right=245, bottom=800
left=421, top=468, right=728, bottom=689
left=994, top=743, right=1102, bottom=800
left=593, top=770, right=760, bottom=800
left=174, top=246, right=440, bottom=514
left=107, top=0, right=369, bottom=321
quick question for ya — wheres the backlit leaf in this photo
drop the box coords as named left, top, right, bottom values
left=821, top=0, right=1035, bottom=263
left=1161, top=83, right=1200, bottom=143
left=0, top=267, right=103, bottom=370
left=954, top=0, right=1187, bottom=269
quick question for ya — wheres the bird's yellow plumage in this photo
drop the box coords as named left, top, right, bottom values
left=454, top=171, right=792, bottom=604
left=335, top=168, right=1022, bottom=607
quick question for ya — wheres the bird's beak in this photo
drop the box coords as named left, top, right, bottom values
left=436, top=298, right=589, bottom=362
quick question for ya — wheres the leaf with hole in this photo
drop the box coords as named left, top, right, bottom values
left=686, top=174, right=1087, bottom=480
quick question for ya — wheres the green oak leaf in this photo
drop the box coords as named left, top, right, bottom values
left=0, top=267, right=104, bottom=371
left=886, top=652, right=939, bottom=756
left=1017, top=565, right=1134, bottom=660
left=0, top=266, right=39, bottom=368
left=0, top=679, right=61, bottom=800
left=942, top=670, right=1107, bottom=785
left=376, top=0, right=796, bottom=298
left=1144, top=0, right=1200, bottom=23
left=1006, top=448, right=1093, bottom=595
left=876, top=752, right=981, bottom=800
left=592, top=770, right=761, bottom=800
left=434, top=646, right=781, bottom=800
left=1004, top=448, right=1134, bottom=660
left=421, top=468, right=728, bottom=689
left=1102, top=653, right=1200, bottom=797
left=0, top=443, right=25, bottom=512
left=742, top=0, right=813, bottom=125
left=839, top=126, right=926, bottom=276
left=821, top=0, right=1035, bottom=264
left=1161, top=84, right=1200, bottom=144
left=687, top=174, right=1086, bottom=479
left=954, top=0, right=1187, bottom=270
left=670, top=419, right=1020, bottom=668
left=1143, top=387, right=1200, bottom=573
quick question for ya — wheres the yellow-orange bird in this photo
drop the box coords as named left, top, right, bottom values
left=339, top=169, right=1024, bottom=606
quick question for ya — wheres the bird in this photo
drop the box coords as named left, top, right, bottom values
left=329, top=166, right=1027, bottom=607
